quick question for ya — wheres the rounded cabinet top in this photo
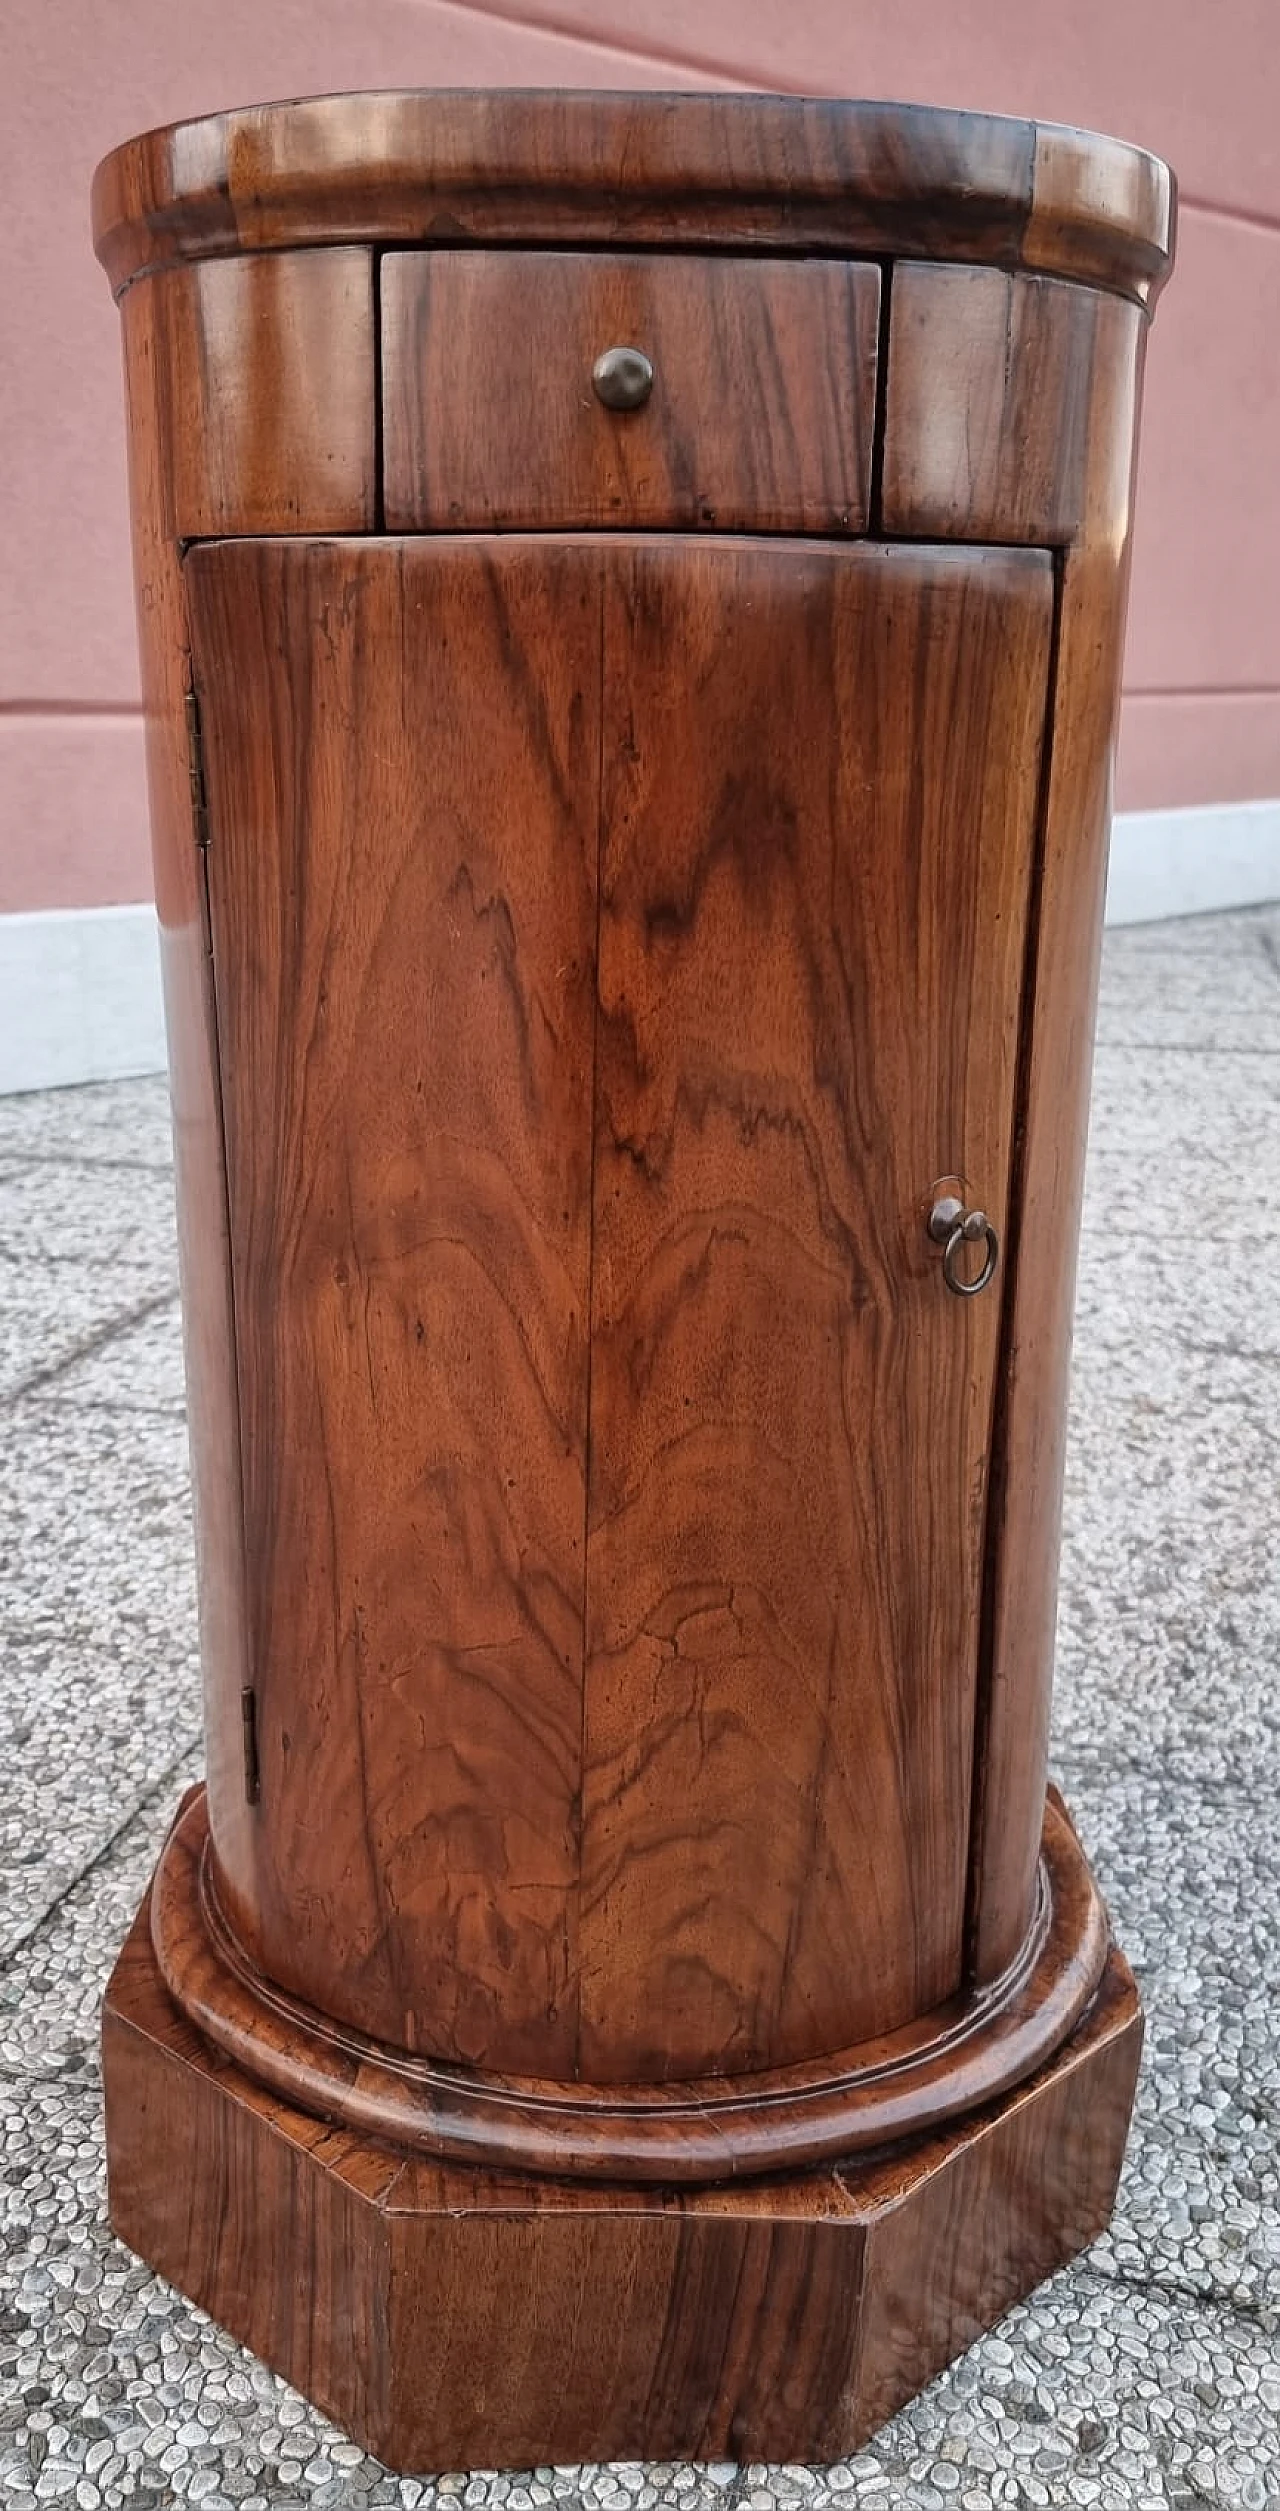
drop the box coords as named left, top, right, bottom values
left=92, top=88, right=1174, bottom=309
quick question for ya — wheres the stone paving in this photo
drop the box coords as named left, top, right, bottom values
left=1, top=906, right=1278, bottom=2511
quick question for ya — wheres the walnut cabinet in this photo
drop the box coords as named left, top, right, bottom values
left=93, top=92, right=1174, bottom=2469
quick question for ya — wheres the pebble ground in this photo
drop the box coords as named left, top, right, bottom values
left=1, top=906, right=1277, bottom=2509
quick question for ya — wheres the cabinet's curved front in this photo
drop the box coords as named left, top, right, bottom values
left=186, top=525, right=1056, bottom=2095
left=94, top=90, right=1173, bottom=2468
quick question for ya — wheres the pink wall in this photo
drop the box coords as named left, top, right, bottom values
left=3, top=0, right=1277, bottom=913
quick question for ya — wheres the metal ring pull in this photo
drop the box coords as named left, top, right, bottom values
left=592, top=345, right=654, bottom=410
left=927, top=1196, right=1001, bottom=1299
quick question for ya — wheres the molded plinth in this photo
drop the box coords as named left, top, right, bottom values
left=103, top=1873, right=1142, bottom=2471
left=148, top=1786, right=1111, bottom=2187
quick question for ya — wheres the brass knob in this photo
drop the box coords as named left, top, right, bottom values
left=592, top=345, right=654, bottom=411
left=927, top=1196, right=1000, bottom=1298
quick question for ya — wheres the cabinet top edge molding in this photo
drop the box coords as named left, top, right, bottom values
left=91, top=89, right=1175, bottom=311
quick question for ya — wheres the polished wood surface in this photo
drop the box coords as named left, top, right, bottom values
left=851, top=1939, right=1142, bottom=2449
left=187, top=530, right=1052, bottom=2089
left=882, top=264, right=1106, bottom=543
left=95, top=83, right=1172, bottom=2466
left=91, top=92, right=1174, bottom=310
left=142, top=249, right=375, bottom=537
left=106, top=1866, right=1142, bottom=2470
left=579, top=538, right=1050, bottom=2080
left=383, top=252, right=880, bottom=534
left=186, top=537, right=599, bottom=2073
left=1023, top=120, right=1177, bottom=297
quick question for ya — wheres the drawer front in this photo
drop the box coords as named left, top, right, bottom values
left=381, top=250, right=880, bottom=533
left=144, top=250, right=377, bottom=538
left=882, top=263, right=1127, bottom=544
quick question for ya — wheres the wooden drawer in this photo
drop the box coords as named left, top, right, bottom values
left=381, top=250, right=881, bottom=533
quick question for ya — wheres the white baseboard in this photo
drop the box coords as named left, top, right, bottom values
left=0, top=904, right=166, bottom=1096
left=1, top=800, right=1278, bottom=1095
left=1105, top=797, right=1280, bottom=926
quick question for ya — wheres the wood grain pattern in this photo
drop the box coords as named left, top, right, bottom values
left=186, top=537, right=600, bottom=2073
left=140, top=249, right=375, bottom=537
left=882, top=265, right=1105, bottom=544
left=1024, top=121, right=1177, bottom=300
left=186, top=529, right=1056, bottom=2091
left=852, top=1933, right=1144, bottom=2441
left=91, top=93, right=1173, bottom=309
left=105, top=1870, right=1142, bottom=2471
left=578, top=538, right=1053, bottom=2081
left=382, top=251, right=880, bottom=534
left=968, top=292, right=1151, bottom=1983
left=115, top=276, right=258, bottom=1912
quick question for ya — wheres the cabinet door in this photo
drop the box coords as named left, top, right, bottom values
left=579, top=538, right=1052, bottom=2080
left=187, top=532, right=1051, bottom=2086
left=186, top=538, right=600, bottom=2074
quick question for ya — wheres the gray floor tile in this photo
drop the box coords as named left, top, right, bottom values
left=37, top=1299, right=187, bottom=1416
left=1095, top=907, right=1280, bottom=1054
left=0, top=1159, right=181, bottom=1402
left=1079, top=1139, right=1274, bottom=1245
left=0, top=1278, right=166, bottom=1408
left=1086, top=1040, right=1280, bottom=1166
left=0, top=1159, right=179, bottom=1287
left=0, top=1074, right=173, bottom=1171
left=0, top=1644, right=199, bottom=1961
left=1072, top=1226, right=1280, bottom=1363
left=1104, top=899, right=1280, bottom=965
left=1055, top=1766, right=1280, bottom=2193
left=0, top=1751, right=200, bottom=2082
left=0, top=1396, right=199, bottom=1956
left=1057, top=1151, right=1279, bottom=1773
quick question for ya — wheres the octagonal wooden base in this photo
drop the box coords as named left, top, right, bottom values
left=103, top=1884, right=1142, bottom=2471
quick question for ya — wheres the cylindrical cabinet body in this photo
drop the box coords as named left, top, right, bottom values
left=94, top=92, right=1173, bottom=2466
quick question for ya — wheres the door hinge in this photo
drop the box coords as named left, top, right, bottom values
left=241, top=1686, right=261, bottom=1805
left=185, top=680, right=215, bottom=953
left=184, top=682, right=211, bottom=852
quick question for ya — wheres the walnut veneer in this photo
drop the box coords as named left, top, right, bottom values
left=93, top=90, right=1174, bottom=2470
